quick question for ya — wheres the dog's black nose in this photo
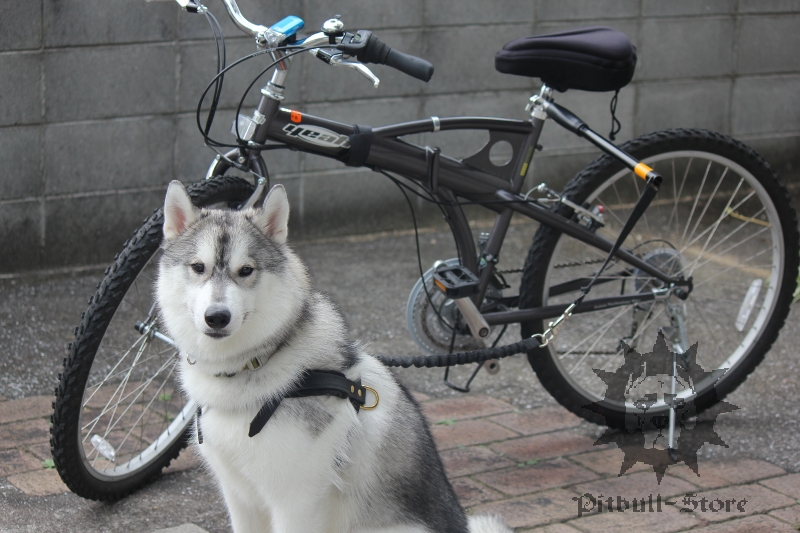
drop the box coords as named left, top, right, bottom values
left=204, top=306, right=231, bottom=329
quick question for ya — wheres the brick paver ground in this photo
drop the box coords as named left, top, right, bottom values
left=1, top=393, right=798, bottom=532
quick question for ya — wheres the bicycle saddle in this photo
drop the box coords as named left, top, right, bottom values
left=495, top=26, right=637, bottom=92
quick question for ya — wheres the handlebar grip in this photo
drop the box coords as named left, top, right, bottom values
left=385, top=48, right=434, bottom=82
left=342, top=32, right=434, bottom=82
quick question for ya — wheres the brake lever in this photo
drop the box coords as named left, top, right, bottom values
left=330, top=55, right=380, bottom=88
left=310, top=48, right=380, bottom=88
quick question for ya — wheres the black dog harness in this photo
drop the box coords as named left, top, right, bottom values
left=195, top=370, right=377, bottom=443
left=249, top=370, right=371, bottom=437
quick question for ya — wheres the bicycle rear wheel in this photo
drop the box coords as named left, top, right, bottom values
left=51, top=176, right=254, bottom=500
left=520, top=129, right=798, bottom=428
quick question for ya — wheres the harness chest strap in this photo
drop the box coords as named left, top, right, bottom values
left=195, top=370, right=379, bottom=443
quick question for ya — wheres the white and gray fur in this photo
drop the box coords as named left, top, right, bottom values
left=156, top=181, right=512, bottom=533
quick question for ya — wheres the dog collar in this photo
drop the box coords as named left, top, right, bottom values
left=186, top=353, right=271, bottom=376
left=248, top=370, right=378, bottom=437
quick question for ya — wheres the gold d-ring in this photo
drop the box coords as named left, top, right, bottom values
left=361, top=386, right=379, bottom=410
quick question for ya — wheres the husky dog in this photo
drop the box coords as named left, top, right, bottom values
left=156, top=181, right=512, bottom=533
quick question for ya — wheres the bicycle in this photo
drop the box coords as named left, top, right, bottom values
left=51, top=0, right=799, bottom=501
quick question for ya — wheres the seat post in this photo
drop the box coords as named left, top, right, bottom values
left=525, top=85, right=553, bottom=145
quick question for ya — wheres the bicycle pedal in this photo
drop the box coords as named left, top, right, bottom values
left=432, top=265, right=480, bottom=299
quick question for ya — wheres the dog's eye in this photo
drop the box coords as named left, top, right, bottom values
left=239, top=266, right=254, bottom=277
left=191, top=262, right=205, bottom=274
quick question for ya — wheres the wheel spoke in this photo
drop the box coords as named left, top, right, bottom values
left=692, top=244, right=774, bottom=291
left=683, top=167, right=729, bottom=252
left=678, top=189, right=758, bottom=255
left=83, top=335, right=150, bottom=442
left=528, top=138, right=793, bottom=429
left=112, top=361, right=179, bottom=459
left=80, top=350, right=176, bottom=435
left=567, top=302, right=648, bottom=374
left=557, top=303, right=639, bottom=366
left=82, top=334, right=148, bottom=406
left=601, top=304, right=667, bottom=374
left=684, top=179, right=747, bottom=277
left=679, top=160, right=712, bottom=247
left=666, top=157, right=691, bottom=230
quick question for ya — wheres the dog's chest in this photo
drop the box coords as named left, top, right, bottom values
left=197, top=397, right=356, bottom=485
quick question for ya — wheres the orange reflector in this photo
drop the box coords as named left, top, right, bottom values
left=634, top=162, right=652, bottom=180
left=290, top=110, right=302, bottom=123
left=433, top=279, right=447, bottom=293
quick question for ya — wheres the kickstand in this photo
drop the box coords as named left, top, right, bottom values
left=442, top=324, right=508, bottom=393
left=444, top=362, right=485, bottom=393
left=667, top=348, right=681, bottom=462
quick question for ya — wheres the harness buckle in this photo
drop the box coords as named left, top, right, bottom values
left=361, top=386, right=380, bottom=410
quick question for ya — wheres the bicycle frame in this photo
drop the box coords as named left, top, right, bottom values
left=203, top=29, right=689, bottom=332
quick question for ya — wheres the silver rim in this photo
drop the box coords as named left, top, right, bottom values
left=78, top=251, right=193, bottom=480
left=540, top=150, right=784, bottom=411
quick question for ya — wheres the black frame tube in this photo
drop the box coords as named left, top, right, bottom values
left=483, top=291, right=658, bottom=326
left=372, top=116, right=533, bottom=137
left=495, top=190, right=686, bottom=285
left=241, top=97, right=683, bottom=329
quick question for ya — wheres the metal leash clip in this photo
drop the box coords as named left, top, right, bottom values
left=532, top=303, right=576, bottom=347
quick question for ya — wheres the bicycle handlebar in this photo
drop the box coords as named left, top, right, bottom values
left=338, top=31, right=434, bottom=82
left=219, top=0, right=270, bottom=40
left=174, top=1, right=434, bottom=82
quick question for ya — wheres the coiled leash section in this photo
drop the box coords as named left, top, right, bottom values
left=376, top=336, right=541, bottom=369
left=379, top=161, right=663, bottom=369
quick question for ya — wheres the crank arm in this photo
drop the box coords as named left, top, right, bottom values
left=453, top=297, right=490, bottom=340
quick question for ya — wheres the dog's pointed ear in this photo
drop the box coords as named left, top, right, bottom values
left=252, top=185, right=290, bottom=244
left=163, top=181, right=200, bottom=240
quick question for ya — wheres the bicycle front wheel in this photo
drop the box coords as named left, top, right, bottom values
left=520, top=129, right=798, bottom=428
left=51, top=175, right=254, bottom=501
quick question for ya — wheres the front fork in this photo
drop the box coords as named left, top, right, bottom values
left=205, top=148, right=270, bottom=209
left=205, top=59, right=287, bottom=207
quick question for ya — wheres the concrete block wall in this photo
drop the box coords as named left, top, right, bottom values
left=1, top=0, right=799, bottom=273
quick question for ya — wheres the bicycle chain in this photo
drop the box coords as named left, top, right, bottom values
left=553, top=258, right=605, bottom=269
left=496, top=257, right=605, bottom=274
